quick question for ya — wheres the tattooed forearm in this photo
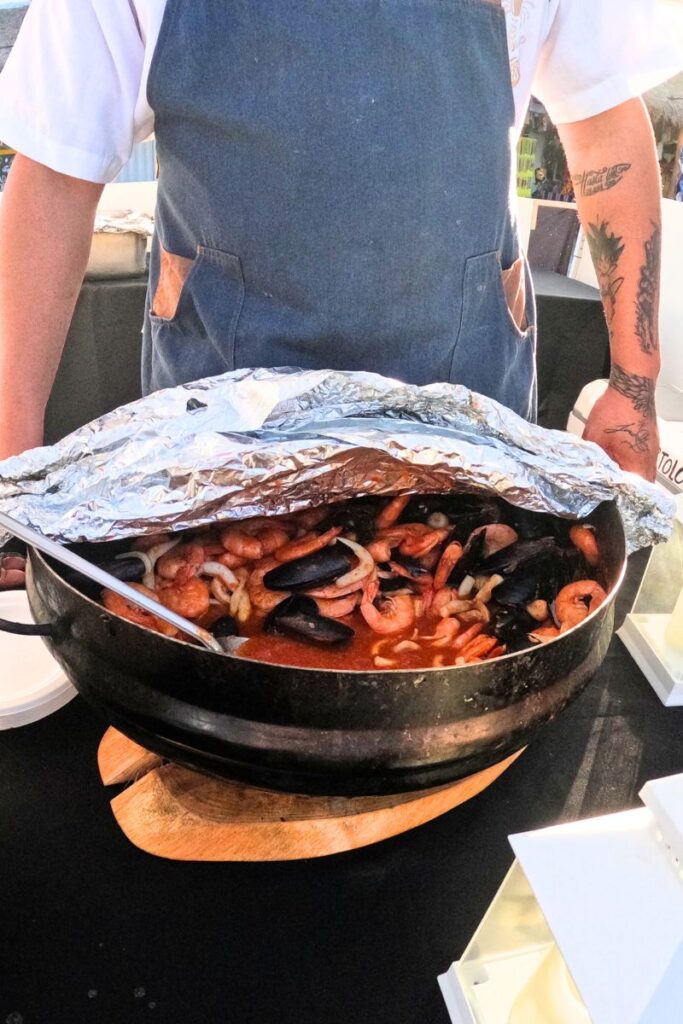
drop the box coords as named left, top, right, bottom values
left=574, top=163, right=631, bottom=197
left=604, top=421, right=650, bottom=454
left=609, top=364, right=656, bottom=419
left=635, top=221, right=661, bottom=355
left=586, top=220, right=624, bottom=326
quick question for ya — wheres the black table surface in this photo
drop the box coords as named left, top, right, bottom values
left=3, top=551, right=682, bottom=1024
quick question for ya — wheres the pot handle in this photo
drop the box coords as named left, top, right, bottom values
left=0, top=616, right=55, bottom=638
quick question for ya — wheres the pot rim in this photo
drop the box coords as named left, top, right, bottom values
left=28, top=504, right=627, bottom=677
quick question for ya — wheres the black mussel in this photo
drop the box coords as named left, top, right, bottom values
left=494, top=572, right=544, bottom=607
left=101, top=556, right=148, bottom=583
left=447, top=529, right=487, bottom=587
left=264, top=595, right=354, bottom=647
left=400, top=494, right=500, bottom=535
left=379, top=575, right=420, bottom=594
left=210, top=615, right=238, bottom=638
left=491, top=606, right=537, bottom=638
left=494, top=542, right=587, bottom=607
left=390, top=553, right=432, bottom=578
left=490, top=606, right=540, bottom=654
left=479, top=537, right=558, bottom=576
left=324, top=505, right=376, bottom=546
left=263, top=545, right=353, bottom=592
left=499, top=505, right=570, bottom=543
left=63, top=555, right=146, bottom=592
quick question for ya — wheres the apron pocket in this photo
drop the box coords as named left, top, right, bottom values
left=449, top=250, right=536, bottom=420
left=149, top=245, right=245, bottom=386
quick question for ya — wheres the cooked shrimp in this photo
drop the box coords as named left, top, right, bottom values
left=314, top=594, right=359, bottom=618
left=569, top=525, right=600, bottom=568
left=247, top=558, right=289, bottom=612
left=460, top=635, right=498, bottom=661
left=305, top=577, right=366, bottom=599
left=156, top=543, right=205, bottom=583
left=432, top=587, right=457, bottom=616
left=375, top=494, right=411, bottom=528
left=158, top=577, right=211, bottom=620
left=217, top=551, right=249, bottom=569
left=555, top=580, right=607, bottom=631
left=367, top=539, right=393, bottom=563
left=220, top=527, right=264, bottom=561
left=102, top=584, right=178, bottom=637
left=256, top=526, right=292, bottom=556
left=488, top=644, right=507, bottom=659
left=452, top=622, right=484, bottom=652
left=294, top=507, right=329, bottom=531
left=434, top=541, right=463, bottom=591
left=530, top=625, right=561, bottom=643
left=427, top=617, right=461, bottom=647
left=360, top=594, right=415, bottom=635
left=274, top=526, right=341, bottom=563
left=399, top=528, right=449, bottom=558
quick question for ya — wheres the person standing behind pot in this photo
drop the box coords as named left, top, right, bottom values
left=0, top=0, right=679, bottom=485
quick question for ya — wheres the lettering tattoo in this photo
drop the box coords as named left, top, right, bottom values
left=635, top=222, right=661, bottom=355
left=586, top=220, right=625, bottom=326
left=604, top=421, right=650, bottom=455
left=574, top=163, right=631, bottom=197
left=609, top=363, right=656, bottom=419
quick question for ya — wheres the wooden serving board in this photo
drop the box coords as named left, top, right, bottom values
left=98, top=728, right=523, bottom=862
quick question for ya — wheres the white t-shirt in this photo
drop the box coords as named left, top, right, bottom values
left=0, top=0, right=681, bottom=184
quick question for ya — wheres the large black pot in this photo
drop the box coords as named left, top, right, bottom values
left=12, top=501, right=625, bottom=795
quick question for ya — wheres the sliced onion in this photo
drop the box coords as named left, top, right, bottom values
left=201, top=561, right=238, bottom=588
left=211, top=577, right=233, bottom=606
left=143, top=537, right=182, bottom=588
left=458, top=574, right=475, bottom=598
left=336, top=537, right=375, bottom=587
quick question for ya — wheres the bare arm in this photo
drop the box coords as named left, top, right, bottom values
left=0, top=155, right=103, bottom=460
left=558, top=98, right=661, bottom=480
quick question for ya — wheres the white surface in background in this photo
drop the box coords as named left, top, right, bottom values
left=0, top=590, right=75, bottom=728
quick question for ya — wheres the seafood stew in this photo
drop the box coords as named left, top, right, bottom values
left=90, top=493, right=609, bottom=670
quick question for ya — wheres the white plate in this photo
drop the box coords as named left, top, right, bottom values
left=0, top=591, right=77, bottom=728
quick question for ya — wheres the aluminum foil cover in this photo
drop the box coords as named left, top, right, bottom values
left=0, top=368, right=674, bottom=553
left=93, top=210, right=154, bottom=237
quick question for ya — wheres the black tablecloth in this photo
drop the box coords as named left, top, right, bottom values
left=2, top=551, right=683, bottom=1024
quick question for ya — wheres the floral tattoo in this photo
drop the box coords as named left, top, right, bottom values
left=586, top=220, right=625, bottom=327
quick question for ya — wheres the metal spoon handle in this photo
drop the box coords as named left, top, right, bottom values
left=0, top=511, right=224, bottom=655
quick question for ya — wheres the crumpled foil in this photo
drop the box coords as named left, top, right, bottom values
left=0, top=368, right=674, bottom=554
left=93, top=210, right=154, bottom=237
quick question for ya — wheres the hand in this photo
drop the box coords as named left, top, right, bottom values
left=0, top=553, right=26, bottom=589
left=583, top=386, right=659, bottom=481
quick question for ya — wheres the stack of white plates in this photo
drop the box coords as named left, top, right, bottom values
left=0, top=591, right=77, bottom=728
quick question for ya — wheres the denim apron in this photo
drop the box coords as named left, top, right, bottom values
left=143, top=0, right=537, bottom=420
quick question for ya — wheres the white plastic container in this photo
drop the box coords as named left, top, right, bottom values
left=439, top=773, right=683, bottom=1024
left=0, top=591, right=76, bottom=728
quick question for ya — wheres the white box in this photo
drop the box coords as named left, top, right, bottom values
left=439, top=774, right=683, bottom=1023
